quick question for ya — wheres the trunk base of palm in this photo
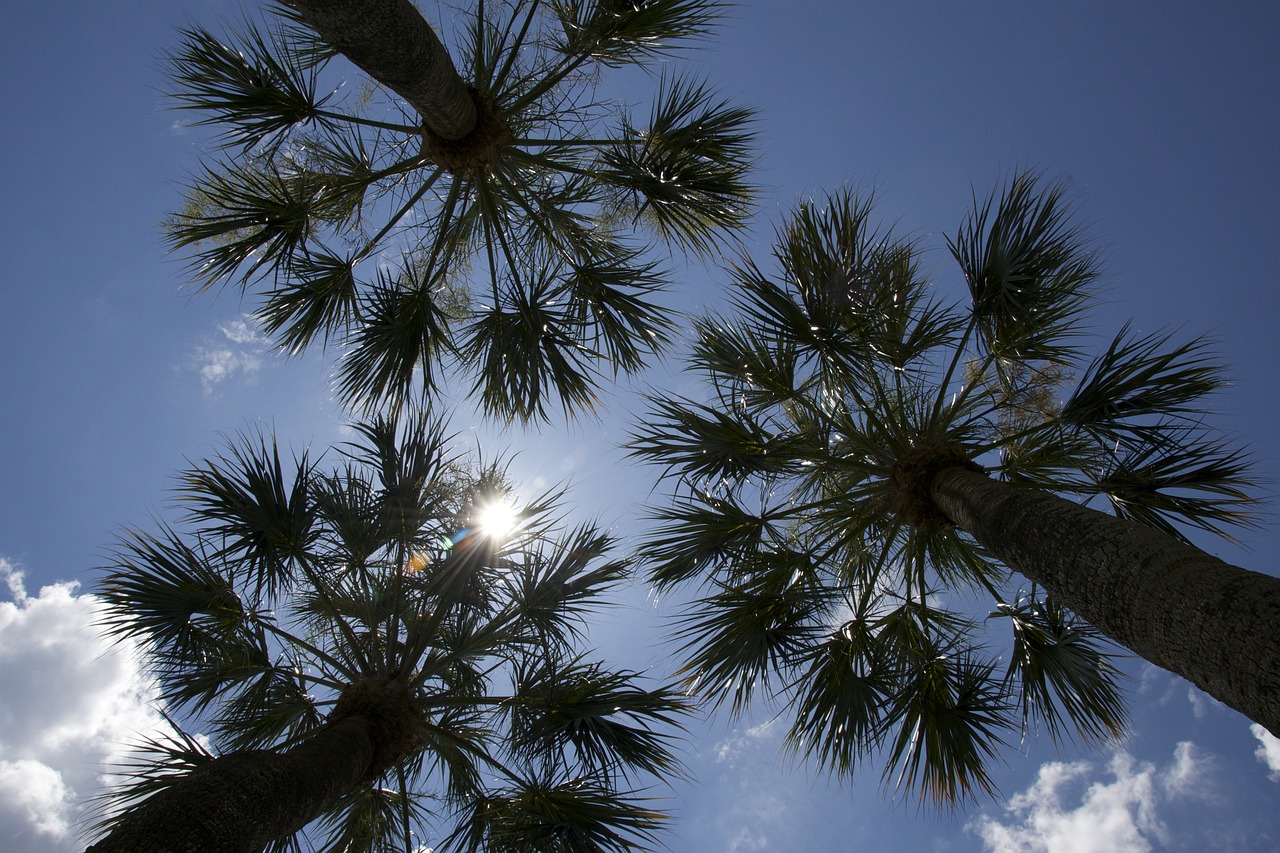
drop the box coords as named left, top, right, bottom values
left=420, top=86, right=512, bottom=177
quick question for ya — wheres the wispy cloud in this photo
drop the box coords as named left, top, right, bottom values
left=0, top=559, right=163, bottom=852
left=713, top=718, right=779, bottom=768
left=1250, top=725, right=1280, bottom=781
left=969, top=743, right=1209, bottom=853
left=188, top=315, right=269, bottom=396
left=1138, top=664, right=1228, bottom=723
left=698, top=719, right=789, bottom=852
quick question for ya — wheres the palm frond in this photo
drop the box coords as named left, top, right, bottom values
left=462, top=271, right=601, bottom=422
left=177, top=429, right=316, bottom=599
left=315, top=783, right=434, bottom=853
left=212, top=664, right=325, bottom=751
left=166, top=21, right=333, bottom=151
left=102, top=529, right=249, bottom=660
left=310, top=469, right=385, bottom=565
left=559, top=239, right=674, bottom=373
left=335, top=263, right=454, bottom=413
left=631, top=490, right=786, bottom=590
left=88, top=717, right=217, bottom=840
left=773, top=187, right=883, bottom=323
left=602, top=73, right=757, bottom=254
left=442, top=772, right=669, bottom=853
left=688, top=315, right=803, bottom=411
left=949, top=169, right=1100, bottom=362
left=881, top=650, right=1013, bottom=807
left=552, top=0, right=728, bottom=66
left=507, top=655, right=692, bottom=780
left=256, top=246, right=363, bottom=354
left=412, top=708, right=494, bottom=807
left=628, top=395, right=819, bottom=483
left=993, top=596, right=1128, bottom=745
left=1060, top=322, right=1226, bottom=439
left=996, top=422, right=1099, bottom=491
left=166, top=158, right=327, bottom=290
left=1093, top=426, right=1260, bottom=541
left=506, top=526, right=631, bottom=646
left=783, top=613, right=898, bottom=774
left=674, top=560, right=828, bottom=714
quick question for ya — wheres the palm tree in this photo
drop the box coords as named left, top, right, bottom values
left=164, top=0, right=755, bottom=421
left=86, top=412, right=690, bottom=852
left=627, top=170, right=1273, bottom=805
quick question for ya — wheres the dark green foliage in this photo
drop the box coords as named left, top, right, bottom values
left=93, top=413, right=691, bottom=851
left=629, top=171, right=1259, bottom=806
left=165, top=0, right=755, bottom=421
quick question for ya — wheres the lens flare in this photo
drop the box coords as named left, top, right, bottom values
left=475, top=498, right=519, bottom=540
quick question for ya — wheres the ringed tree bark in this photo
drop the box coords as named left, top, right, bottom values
left=286, top=0, right=477, bottom=139
left=86, top=679, right=417, bottom=853
left=929, top=465, right=1280, bottom=736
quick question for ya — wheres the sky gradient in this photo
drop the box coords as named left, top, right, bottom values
left=2, top=2, right=1279, bottom=851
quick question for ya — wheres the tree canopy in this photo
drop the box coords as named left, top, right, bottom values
left=165, top=0, right=755, bottom=421
left=90, top=412, right=690, bottom=851
left=628, top=171, right=1260, bottom=805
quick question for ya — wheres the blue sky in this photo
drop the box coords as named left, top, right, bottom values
left=2, top=2, right=1279, bottom=850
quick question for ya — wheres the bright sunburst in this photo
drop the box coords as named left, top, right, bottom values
left=475, top=498, right=519, bottom=541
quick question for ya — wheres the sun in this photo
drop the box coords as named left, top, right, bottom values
left=475, top=497, right=519, bottom=541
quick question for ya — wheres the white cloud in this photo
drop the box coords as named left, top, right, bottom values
left=727, top=825, right=772, bottom=852
left=194, top=346, right=263, bottom=394
left=695, top=719, right=788, bottom=851
left=219, top=316, right=266, bottom=346
left=969, top=743, right=1210, bottom=853
left=1184, top=686, right=1222, bottom=720
left=0, top=759, right=74, bottom=838
left=1250, top=724, right=1280, bottom=781
left=712, top=718, right=779, bottom=767
left=1159, top=741, right=1202, bottom=799
left=0, top=559, right=164, bottom=852
left=189, top=315, right=268, bottom=395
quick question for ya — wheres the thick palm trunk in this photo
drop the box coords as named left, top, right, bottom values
left=85, top=716, right=378, bottom=853
left=287, top=0, right=477, bottom=139
left=931, top=466, right=1280, bottom=736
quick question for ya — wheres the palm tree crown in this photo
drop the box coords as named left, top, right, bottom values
left=165, top=0, right=755, bottom=421
left=627, top=171, right=1260, bottom=805
left=90, top=413, right=690, bottom=851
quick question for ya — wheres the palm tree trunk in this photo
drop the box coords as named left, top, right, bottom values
left=286, top=0, right=477, bottom=139
left=930, top=466, right=1280, bottom=736
left=85, top=716, right=378, bottom=853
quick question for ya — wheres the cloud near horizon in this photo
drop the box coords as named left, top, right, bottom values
left=970, top=742, right=1208, bottom=853
left=0, top=559, right=164, bottom=852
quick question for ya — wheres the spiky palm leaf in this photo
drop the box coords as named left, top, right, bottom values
left=628, top=170, right=1259, bottom=806
left=90, top=412, right=691, bottom=851
left=165, top=0, right=755, bottom=421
